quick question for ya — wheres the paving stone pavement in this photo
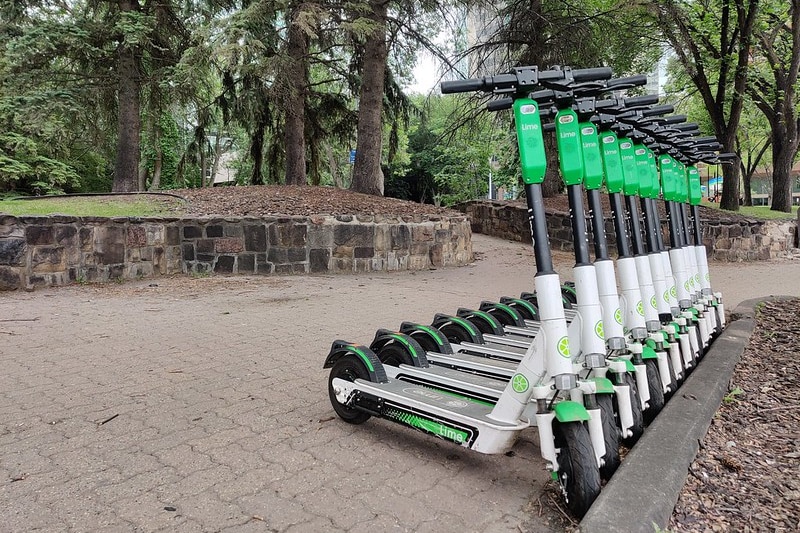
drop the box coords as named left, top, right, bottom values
left=1, top=234, right=798, bottom=533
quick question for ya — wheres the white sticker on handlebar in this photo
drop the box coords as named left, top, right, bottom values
left=519, top=104, right=537, bottom=115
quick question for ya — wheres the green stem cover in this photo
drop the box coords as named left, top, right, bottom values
left=514, top=99, right=547, bottom=185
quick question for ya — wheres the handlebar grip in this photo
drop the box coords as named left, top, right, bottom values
left=659, top=115, right=687, bottom=125
left=623, top=94, right=659, bottom=107
left=543, top=123, right=556, bottom=132
left=486, top=98, right=513, bottom=112
left=606, top=74, right=648, bottom=88
left=572, top=67, right=614, bottom=82
left=642, top=104, right=674, bottom=116
left=674, top=123, right=699, bottom=131
left=692, top=136, right=719, bottom=144
left=440, top=78, right=486, bottom=94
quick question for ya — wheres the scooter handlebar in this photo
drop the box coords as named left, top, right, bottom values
left=606, top=74, right=648, bottom=88
left=441, top=66, right=613, bottom=94
left=623, top=94, right=660, bottom=107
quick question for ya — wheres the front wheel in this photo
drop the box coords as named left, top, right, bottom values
left=643, top=358, right=665, bottom=424
left=553, top=421, right=601, bottom=519
left=597, top=394, right=621, bottom=480
left=328, top=355, right=371, bottom=424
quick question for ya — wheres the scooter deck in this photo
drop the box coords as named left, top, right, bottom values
left=455, top=341, right=527, bottom=362
left=384, top=363, right=507, bottom=402
left=340, top=377, right=528, bottom=430
left=426, top=352, right=518, bottom=379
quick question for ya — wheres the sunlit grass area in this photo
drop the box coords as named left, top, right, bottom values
left=0, top=195, right=184, bottom=217
left=700, top=201, right=798, bottom=220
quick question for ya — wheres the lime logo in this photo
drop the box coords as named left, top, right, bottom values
left=695, top=274, right=700, bottom=283
left=664, top=290, right=670, bottom=303
left=602, top=135, right=616, bottom=144
left=614, top=308, right=623, bottom=325
left=620, top=141, right=632, bottom=149
left=705, top=272, right=710, bottom=282
left=670, top=286, right=677, bottom=298
left=558, top=114, right=575, bottom=124
left=650, top=295, right=657, bottom=309
left=557, top=336, right=571, bottom=358
left=684, top=281, right=690, bottom=291
left=636, top=301, right=645, bottom=316
left=511, top=373, right=530, bottom=393
left=520, top=104, right=537, bottom=115
left=581, top=126, right=595, bottom=135
left=595, top=321, right=604, bottom=340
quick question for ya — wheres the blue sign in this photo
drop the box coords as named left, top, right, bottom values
left=349, top=149, right=356, bottom=164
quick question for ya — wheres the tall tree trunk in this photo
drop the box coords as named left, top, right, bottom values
left=351, top=0, right=388, bottom=196
left=719, top=130, right=742, bottom=211
left=770, top=128, right=796, bottom=212
left=114, top=0, right=142, bottom=192
left=250, top=123, right=266, bottom=185
left=284, top=3, right=309, bottom=186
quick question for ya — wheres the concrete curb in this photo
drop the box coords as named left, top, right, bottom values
left=579, top=295, right=795, bottom=532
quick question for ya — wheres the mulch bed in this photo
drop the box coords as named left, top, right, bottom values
left=669, top=298, right=800, bottom=531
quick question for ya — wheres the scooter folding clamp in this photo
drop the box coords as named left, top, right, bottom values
left=646, top=320, right=661, bottom=333
left=630, top=327, right=648, bottom=341
left=584, top=353, right=607, bottom=369
left=553, top=373, right=578, bottom=391
left=606, top=337, right=626, bottom=351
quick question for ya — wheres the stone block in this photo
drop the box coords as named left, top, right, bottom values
left=127, top=226, right=147, bottom=247
left=429, top=243, right=444, bottom=267
left=307, top=226, right=334, bottom=248
left=0, top=239, right=26, bottom=265
left=333, top=245, right=353, bottom=259
left=31, top=247, right=65, bottom=272
left=334, top=224, right=372, bottom=247
left=288, top=247, right=306, bottom=262
left=309, top=249, right=330, bottom=273
left=207, top=225, right=224, bottom=238
left=0, top=266, right=21, bottom=290
left=268, top=248, right=287, bottom=264
left=26, top=225, right=54, bottom=245
left=270, top=223, right=307, bottom=247
left=145, top=225, right=164, bottom=245
left=390, top=225, right=410, bottom=249
left=256, top=255, right=273, bottom=274
left=215, top=238, right=244, bottom=254
left=238, top=253, right=255, bottom=273
left=354, top=247, right=373, bottom=259
left=165, top=225, right=180, bottom=245
left=197, top=239, right=215, bottom=254
left=182, top=244, right=195, bottom=261
left=275, top=263, right=307, bottom=274
left=214, top=255, right=235, bottom=273
left=54, top=225, right=77, bottom=247
left=183, top=225, right=202, bottom=240
left=98, top=243, right=125, bottom=265
left=411, top=224, right=435, bottom=242
left=244, top=225, right=267, bottom=252
left=79, top=227, right=94, bottom=250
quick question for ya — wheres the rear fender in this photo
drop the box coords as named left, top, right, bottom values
left=323, top=341, right=388, bottom=383
left=369, top=330, right=429, bottom=368
left=399, top=322, right=454, bottom=354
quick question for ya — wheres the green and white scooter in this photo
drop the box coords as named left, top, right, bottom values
left=325, top=65, right=616, bottom=518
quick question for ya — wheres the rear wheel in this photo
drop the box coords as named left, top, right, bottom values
left=553, top=421, right=601, bottom=519
left=376, top=343, right=414, bottom=367
left=643, top=358, right=665, bottom=424
left=438, top=322, right=473, bottom=345
left=328, top=355, right=371, bottom=424
left=597, top=394, right=621, bottom=480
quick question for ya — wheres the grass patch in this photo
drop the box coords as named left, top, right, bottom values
left=0, top=195, right=184, bottom=217
left=701, top=201, right=798, bottom=220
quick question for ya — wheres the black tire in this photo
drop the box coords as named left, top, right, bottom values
left=438, top=322, right=473, bottom=345
left=376, top=343, right=414, bottom=367
left=596, top=394, right=621, bottom=480
left=553, top=421, right=601, bottom=519
left=643, top=358, right=665, bottom=424
left=665, top=350, right=679, bottom=400
left=328, top=355, right=371, bottom=424
left=409, top=331, right=441, bottom=354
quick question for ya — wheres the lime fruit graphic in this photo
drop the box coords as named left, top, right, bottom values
left=595, top=321, right=604, bottom=339
left=511, top=373, right=529, bottom=393
left=614, top=308, right=623, bottom=325
left=557, top=336, right=570, bottom=358
left=636, top=301, right=644, bottom=316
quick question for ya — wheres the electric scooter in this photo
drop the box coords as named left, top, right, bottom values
left=325, top=65, right=615, bottom=518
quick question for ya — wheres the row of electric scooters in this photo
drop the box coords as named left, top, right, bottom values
left=323, top=65, right=727, bottom=518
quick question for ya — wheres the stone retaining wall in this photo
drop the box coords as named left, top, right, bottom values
left=460, top=200, right=797, bottom=261
left=0, top=213, right=472, bottom=290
